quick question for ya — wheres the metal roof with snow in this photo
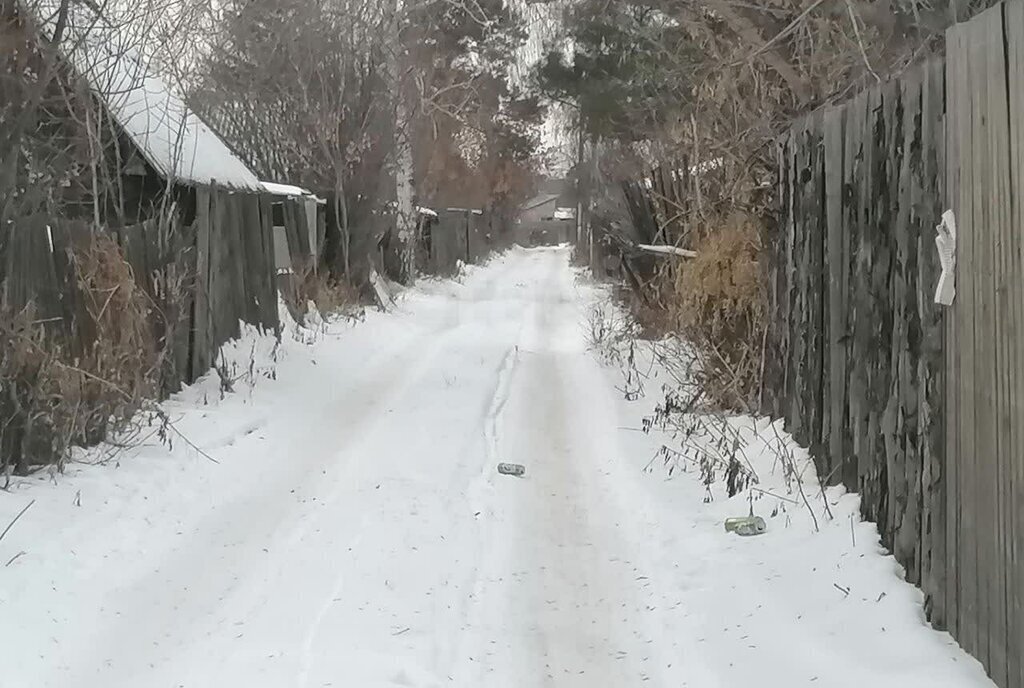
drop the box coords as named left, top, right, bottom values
left=35, top=1, right=261, bottom=191
left=521, top=193, right=560, bottom=212
left=260, top=181, right=326, bottom=204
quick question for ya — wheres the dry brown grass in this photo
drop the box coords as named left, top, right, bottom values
left=309, top=274, right=363, bottom=316
left=659, top=212, right=767, bottom=410
left=283, top=265, right=364, bottom=321
left=68, top=232, right=161, bottom=444
left=0, top=233, right=176, bottom=477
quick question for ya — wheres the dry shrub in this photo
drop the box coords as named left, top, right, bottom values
left=311, top=274, right=362, bottom=316
left=0, top=306, right=65, bottom=477
left=68, top=233, right=161, bottom=444
left=287, top=265, right=364, bottom=320
left=664, top=212, right=766, bottom=410
left=0, top=233, right=174, bottom=477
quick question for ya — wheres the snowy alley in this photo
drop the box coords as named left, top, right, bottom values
left=0, top=247, right=997, bottom=688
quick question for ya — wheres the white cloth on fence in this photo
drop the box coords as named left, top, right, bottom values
left=935, top=209, right=957, bottom=306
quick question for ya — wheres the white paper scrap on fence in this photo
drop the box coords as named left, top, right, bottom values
left=934, top=209, right=957, bottom=306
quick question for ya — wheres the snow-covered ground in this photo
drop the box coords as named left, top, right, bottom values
left=0, top=247, right=995, bottom=688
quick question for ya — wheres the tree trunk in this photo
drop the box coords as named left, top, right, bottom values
left=388, top=0, right=417, bottom=283
left=334, top=167, right=351, bottom=281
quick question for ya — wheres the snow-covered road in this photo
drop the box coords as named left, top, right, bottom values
left=0, top=247, right=996, bottom=687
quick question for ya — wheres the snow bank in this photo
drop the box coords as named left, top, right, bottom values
left=583, top=283, right=993, bottom=688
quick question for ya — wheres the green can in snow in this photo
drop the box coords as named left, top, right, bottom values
left=724, top=516, right=766, bottom=536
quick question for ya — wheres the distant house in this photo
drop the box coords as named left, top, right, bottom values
left=516, top=180, right=576, bottom=246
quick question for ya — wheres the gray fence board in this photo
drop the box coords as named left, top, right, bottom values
left=920, top=57, right=947, bottom=627
left=985, top=5, right=1011, bottom=682
left=1006, top=4, right=1024, bottom=684
left=824, top=105, right=845, bottom=483
left=193, top=187, right=212, bottom=380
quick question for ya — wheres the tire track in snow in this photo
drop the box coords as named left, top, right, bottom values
left=484, top=346, right=519, bottom=473
left=446, top=260, right=559, bottom=683
left=289, top=320, right=500, bottom=688
left=295, top=259, right=539, bottom=687
left=447, top=342, right=522, bottom=680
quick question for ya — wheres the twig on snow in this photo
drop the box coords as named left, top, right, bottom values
left=748, top=486, right=800, bottom=505
left=768, top=421, right=819, bottom=532
left=0, top=499, right=36, bottom=545
left=55, top=362, right=220, bottom=465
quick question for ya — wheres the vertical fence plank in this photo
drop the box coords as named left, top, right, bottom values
left=969, top=11, right=999, bottom=674
left=806, top=113, right=826, bottom=462
left=171, top=222, right=195, bottom=392
left=764, top=134, right=792, bottom=418
left=257, top=194, right=280, bottom=331
left=852, top=86, right=878, bottom=501
left=239, top=194, right=265, bottom=327
left=984, top=5, right=1013, bottom=684
left=889, top=71, right=918, bottom=577
left=956, top=15, right=980, bottom=662
left=825, top=106, right=846, bottom=484
left=208, top=186, right=225, bottom=363
left=1005, top=3, right=1024, bottom=684
left=283, top=199, right=306, bottom=272
left=864, top=81, right=897, bottom=527
left=778, top=132, right=796, bottom=423
left=787, top=119, right=807, bottom=439
left=455, top=210, right=469, bottom=263
left=920, top=56, right=948, bottom=628
left=945, top=24, right=964, bottom=642
left=841, top=92, right=866, bottom=491
left=48, top=220, right=87, bottom=356
left=215, top=188, right=242, bottom=344
left=226, top=193, right=250, bottom=330
left=192, top=187, right=212, bottom=380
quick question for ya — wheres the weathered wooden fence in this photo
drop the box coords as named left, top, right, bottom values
left=429, top=209, right=491, bottom=275
left=767, top=52, right=948, bottom=617
left=1, top=184, right=279, bottom=392
left=621, top=163, right=699, bottom=247
left=191, top=185, right=279, bottom=380
left=767, top=2, right=1024, bottom=685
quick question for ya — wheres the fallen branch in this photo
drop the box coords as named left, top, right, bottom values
left=0, top=499, right=35, bottom=545
left=55, top=363, right=220, bottom=465
left=748, top=485, right=800, bottom=505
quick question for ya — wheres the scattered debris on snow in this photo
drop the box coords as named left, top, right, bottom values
left=497, top=462, right=525, bottom=477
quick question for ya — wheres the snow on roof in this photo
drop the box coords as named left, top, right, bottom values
left=417, top=206, right=438, bottom=218
left=37, top=1, right=261, bottom=191
left=261, top=181, right=311, bottom=197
